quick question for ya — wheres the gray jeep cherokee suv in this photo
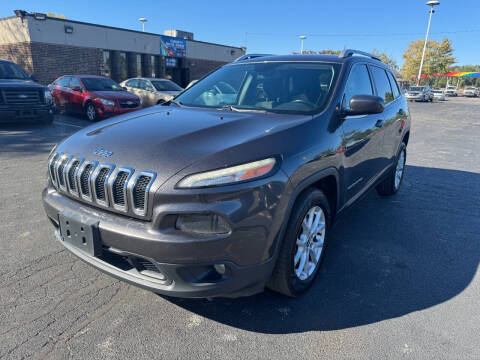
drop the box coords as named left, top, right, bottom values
left=43, top=50, right=410, bottom=298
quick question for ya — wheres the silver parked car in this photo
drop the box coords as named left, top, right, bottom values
left=120, top=78, right=183, bottom=106
left=405, top=86, right=433, bottom=102
left=431, top=89, right=446, bottom=101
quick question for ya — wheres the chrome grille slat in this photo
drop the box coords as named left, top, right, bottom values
left=48, top=153, right=154, bottom=217
left=92, top=164, right=115, bottom=207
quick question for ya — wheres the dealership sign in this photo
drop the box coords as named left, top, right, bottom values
left=160, top=35, right=186, bottom=58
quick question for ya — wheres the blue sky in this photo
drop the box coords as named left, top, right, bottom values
left=2, top=0, right=479, bottom=65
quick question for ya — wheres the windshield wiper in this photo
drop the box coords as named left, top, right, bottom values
left=220, top=105, right=267, bottom=113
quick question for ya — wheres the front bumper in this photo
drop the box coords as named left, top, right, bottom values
left=42, top=174, right=286, bottom=297
left=0, top=105, right=54, bottom=123
left=406, top=94, right=424, bottom=101
left=96, top=105, right=142, bottom=119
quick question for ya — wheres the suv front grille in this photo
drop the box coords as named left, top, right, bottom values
left=133, top=175, right=152, bottom=210
left=112, top=171, right=129, bottom=205
left=67, top=160, right=80, bottom=192
left=48, top=153, right=156, bottom=218
left=3, top=89, right=42, bottom=104
left=80, top=164, right=94, bottom=196
left=95, top=168, right=110, bottom=201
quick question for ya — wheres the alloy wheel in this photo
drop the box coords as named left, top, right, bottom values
left=394, top=149, right=406, bottom=190
left=86, top=104, right=96, bottom=121
left=294, top=206, right=326, bottom=281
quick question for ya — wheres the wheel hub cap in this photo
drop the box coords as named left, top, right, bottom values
left=294, top=206, right=325, bottom=281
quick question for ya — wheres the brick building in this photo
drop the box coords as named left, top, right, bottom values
left=0, top=11, right=245, bottom=87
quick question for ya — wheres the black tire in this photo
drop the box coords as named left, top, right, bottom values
left=268, top=188, right=331, bottom=297
left=85, top=102, right=97, bottom=122
left=376, top=142, right=407, bottom=196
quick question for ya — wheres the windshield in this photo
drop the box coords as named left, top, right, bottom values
left=81, top=77, right=123, bottom=91
left=432, top=90, right=442, bottom=93
left=174, top=62, right=340, bottom=114
left=152, top=80, right=182, bottom=91
left=465, top=87, right=475, bottom=90
left=0, top=62, right=29, bottom=80
left=447, top=86, right=456, bottom=89
left=409, top=86, right=424, bottom=91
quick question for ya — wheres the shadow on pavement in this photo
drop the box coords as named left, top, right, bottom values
left=165, top=165, right=480, bottom=333
left=0, top=116, right=85, bottom=155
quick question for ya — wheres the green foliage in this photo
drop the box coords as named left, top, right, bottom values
left=401, top=38, right=455, bottom=84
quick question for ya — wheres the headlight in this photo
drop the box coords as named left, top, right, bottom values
left=97, top=98, right=115, bottom=106
left=177, top=158, right=276, bottom=188
left=44, top=89, right=52, bottom=104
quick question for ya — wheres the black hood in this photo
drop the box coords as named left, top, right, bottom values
left=0, top=79, right=45, bottom=88
left=56, top=107, right=311, bottom=185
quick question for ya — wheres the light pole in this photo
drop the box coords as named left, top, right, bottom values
left=138, top=17, right=147, bottom=32
left=417, top=1, right=440, bottom=85
left=299, top=35, right=306, bottom=54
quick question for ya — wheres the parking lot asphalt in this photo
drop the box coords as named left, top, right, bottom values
left=1, top=97, right=479, bottom=359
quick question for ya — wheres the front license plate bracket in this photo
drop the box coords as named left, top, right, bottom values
left=58, top=212, right=102, bottom=256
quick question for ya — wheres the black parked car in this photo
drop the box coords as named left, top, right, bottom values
left=0, top=59, right=54, bottom=124
left=43, top=50, right=410, bottom=298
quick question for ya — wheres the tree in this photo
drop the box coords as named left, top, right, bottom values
left=401, top=37, right=455, bottom=83
left=372, top=49, right=400, bottom=77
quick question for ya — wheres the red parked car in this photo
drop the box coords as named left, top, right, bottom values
left=49, top=75, right=142, bottom=121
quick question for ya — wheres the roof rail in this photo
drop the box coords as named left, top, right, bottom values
left=339, top=49, right=381, bottom=62
left=234, top=54, right=274, bottom=62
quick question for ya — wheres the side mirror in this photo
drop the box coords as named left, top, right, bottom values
left=71, top=86, right=82, bottom=92
left=344, top=95, right=384, bottom=116
left=122, top=86, right=128, bottom=91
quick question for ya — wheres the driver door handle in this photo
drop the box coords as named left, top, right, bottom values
left=375, top=119, right=384, bottom=128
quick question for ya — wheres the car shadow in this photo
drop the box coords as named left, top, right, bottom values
left=0, top=117, right=82, bottom=156
left=163, top=165, right=480, bottom=333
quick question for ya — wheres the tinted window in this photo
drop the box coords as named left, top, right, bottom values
left=102, top=51, right=111, bottom=77
left=387, top=72, right=400, bottom=98
left=371, top=66, right=394, bottom=103
left=152, top=80, right=183, bottom=91
left=343, top=64, right=373, bottom=109
left=126, top=79, right=139, bottom=88
left=81, top=77, right=123, bottom=91
left=119, top=52, right=127, bottom=81
left=56, top=76, right=70, bottom=87
left=0, top=61, right=29, bottom=80
left=175, top=62, right=340, bottom=114
left=136, top=54, right=142, bottom=77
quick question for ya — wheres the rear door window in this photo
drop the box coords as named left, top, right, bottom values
left=370, top=66, right=394, bottom=103
left=387, top=72, right=400, bottom=99
left=343, top=64, right=373, bottom=110
left=69, top=77, right=81, bottom=89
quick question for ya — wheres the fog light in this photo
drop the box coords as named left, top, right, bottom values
left=176, top=214, right=231, bottom=235
left=214, top=264, right=226, bottom=275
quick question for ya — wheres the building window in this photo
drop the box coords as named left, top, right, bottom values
left=119, top=52, right=128, bottom=81
left=151, top=55, right=158, bottom=78
left=136, top=54, right=142, bottom=77
left=102, top=50, right=111, bottom=77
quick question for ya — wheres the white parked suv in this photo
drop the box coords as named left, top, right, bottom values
left=463, top=87, right=479, bottom=97
left=445, top=86, right=458, bottom=97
